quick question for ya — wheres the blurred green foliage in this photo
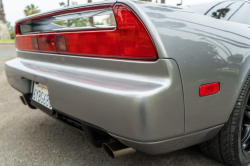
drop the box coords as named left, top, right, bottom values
left=54, top=18, right=88, bottom=27
left=0, top=39, right=15, bottom=43
left=54, top=1, right=88, bottom=27
left=7, top=22, right=14, bottom=39
left=24, top=4, right=41, bottom=16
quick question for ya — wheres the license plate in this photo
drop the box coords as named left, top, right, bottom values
left=32, top=82, right=52, bottom=110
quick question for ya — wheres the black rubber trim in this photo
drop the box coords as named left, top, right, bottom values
left=31, top=100, right=53, bottom=115
left=20, top=96, right=27, bottom=105
left=23, top=94, right=36, bottom=109
left=30, top=99, right=110, bottom=147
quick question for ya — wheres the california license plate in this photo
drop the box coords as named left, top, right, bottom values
left=32, top=82, right=52, bottom=110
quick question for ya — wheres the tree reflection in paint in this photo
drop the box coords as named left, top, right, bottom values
left=212, top=8, right=230, bottom=19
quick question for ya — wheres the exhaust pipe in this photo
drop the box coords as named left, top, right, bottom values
left=102, top=141, right=136, bottom=159
left=20, top=96, right=27, bottom=105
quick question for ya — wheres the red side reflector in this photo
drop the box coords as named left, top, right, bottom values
left=199, top=82, right=220, bottom=97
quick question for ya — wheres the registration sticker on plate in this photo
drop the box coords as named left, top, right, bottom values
left=32, top=82, right=52, bottom=110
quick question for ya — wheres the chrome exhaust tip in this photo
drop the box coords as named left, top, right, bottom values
left=102, top=141, right=136, bottom=159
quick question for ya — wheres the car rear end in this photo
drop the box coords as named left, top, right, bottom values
left=6, top=0, right=191, bottom=155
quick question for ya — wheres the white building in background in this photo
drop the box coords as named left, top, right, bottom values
left=0, top=21, right=10, bottom=40
left=0, top=0, right=10, bottom=40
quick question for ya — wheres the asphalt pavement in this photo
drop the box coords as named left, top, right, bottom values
left=0, top=43, right=227, bottom=166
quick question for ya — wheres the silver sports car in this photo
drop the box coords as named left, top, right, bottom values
left=5, top=0, right=250, bottom=165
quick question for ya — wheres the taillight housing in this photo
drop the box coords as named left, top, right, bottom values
left=113, top=4, right=157, bottom=59
left=14, top=24, right=20, bottom=36
left=15, top=3, right=158, bottom=60
left=15, top=34, right=39, bottom=52
left=38, top=33, right=57, bottom=53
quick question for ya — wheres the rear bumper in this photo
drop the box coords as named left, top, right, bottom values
left=115, top=124, right=223, bottom=155
left=5, top=51, right=187, bottom=153
left=22, top=93, right=223, bottom=155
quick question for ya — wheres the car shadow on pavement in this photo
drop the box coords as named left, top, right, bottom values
left=1, top=106, right=227, bottom=166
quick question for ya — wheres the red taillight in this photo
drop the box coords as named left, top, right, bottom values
left=15, top=3, right=158, bottom=60
left=113, top=4, right=157, bottom=59
left=199, top=83, right=220, bottom=97
left=114, top=5, right=139, bottom=29
left=56, top=30, right=121, bottom=57
left=16, top=34, right=39, bottom=51
left=56, top=35, right=67, bottom=52
left=38, top=33, right=57, bottom=53
left=31, top=36, right=39, bottom=50
left=15, top=24, right=20, bottom=36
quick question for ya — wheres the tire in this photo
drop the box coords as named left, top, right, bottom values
left=200, top=76, right=250, bottom=166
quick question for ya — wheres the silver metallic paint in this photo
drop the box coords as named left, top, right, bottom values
left=5, top=51, right=184, bottom=142
left=5, top=0, right=250, bottom=155
left=122, top=0, right=250, bottom=134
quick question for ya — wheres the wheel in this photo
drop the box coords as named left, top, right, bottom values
left=200, top=76, right=250, bottom=166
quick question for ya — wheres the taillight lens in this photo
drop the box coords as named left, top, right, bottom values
left=16, top=34, right=39, bottom=52
left=114, top=5, right=139, bottom=29
left=199, top=83, right=220, bottom=97
left=56, top=30, right=121, bottom=57
left=38, top=33, right=57, bottom=53
left=15, top=3, right=158, bottom=60
left=15, top=24, right=20, bottom=37
left=56, top=35, right=67, bottom=52
left=114, top=4, right=157, bottom=59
